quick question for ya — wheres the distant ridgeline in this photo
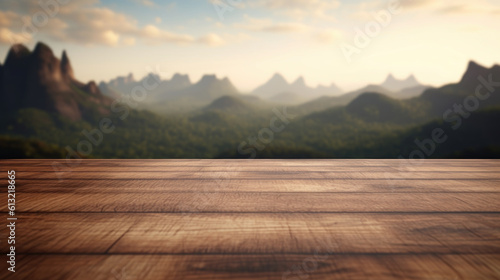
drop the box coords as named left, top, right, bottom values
left=0, top=42, right=499, bottom=159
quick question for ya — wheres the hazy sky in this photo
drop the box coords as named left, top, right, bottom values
left=0, top=0, right=499, bottom=92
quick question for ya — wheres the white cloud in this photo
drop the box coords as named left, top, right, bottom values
left=0, top=27, right=31, bottom=44
left=101, top=30, right=120, bottom=46
left=435, top=3, right=500, bottom=15
left=198, top=33, right=226, bottom=46
left=347, top=0, right=500, bottom=20
left=0, top=10, right=31, bottom=44
left=0, top=10, right=19, bottom=27
left=246, top=0, right=340, bottom=21
left=235, top=15, right=308, bottom=33
left=233, top=15, right=343, bottom=45
left=136, top=0, right=156, bottom=7
left=363, top=0, right=500, bottom=15
left=398, top=0, right=434, bottom=9
left=262, top=22, right=308, bottom=33
left=0, top=0, right=225, bottom=47
left=141, top=24, right=195, bottom=44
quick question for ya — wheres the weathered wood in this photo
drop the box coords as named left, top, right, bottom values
left=3, top=254, right=500, bottom=280
left=14, top=171, right=500, bottom=180
left=5, top=165, right=500, bottom=172
left=9, top=193, right=500, bottom=213
left=0, top=159, right=499, bottom=279
left=1, top=213, right=500, bottom=254
left=15, top=179, right=500, bottom=193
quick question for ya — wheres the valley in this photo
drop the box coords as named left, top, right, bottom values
left=0, top=42, right=499, bottom=159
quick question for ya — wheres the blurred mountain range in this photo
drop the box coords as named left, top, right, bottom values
left=0, top=42, right=499, bottom=159
left=98, top=65, right=430, bottom=112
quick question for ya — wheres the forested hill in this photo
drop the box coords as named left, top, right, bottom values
left=1, top=43, right=499, bottom=159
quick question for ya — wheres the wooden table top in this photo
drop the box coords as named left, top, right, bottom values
left=1, top=159, right=500, bottom=279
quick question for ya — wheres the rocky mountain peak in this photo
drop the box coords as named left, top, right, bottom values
left=61, top=50, right=74, bottom=82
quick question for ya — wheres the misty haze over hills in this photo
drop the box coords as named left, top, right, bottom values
left=381, top=74, right=420, bottom=91
left=0, top=42, right=499, bottom=159
left=250, top=73, right=343, bottom=105
left=98, top=65, right=430, bottom=113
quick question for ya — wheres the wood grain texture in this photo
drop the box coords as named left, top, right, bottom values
left=16, top=179, right=500, bottom=193
left=4, top=254, right=500, bottom=280
left=15, top=171, right=500, bottom=180
left=8, top=193, right=500, bottom=213
left=3, top=213, right=499, bottom=255
left=0, top=159, right=499, bottom=279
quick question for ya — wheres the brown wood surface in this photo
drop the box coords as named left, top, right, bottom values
left=0, top=159, right=500, bottom=279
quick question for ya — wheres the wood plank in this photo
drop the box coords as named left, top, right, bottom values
left=112, top=213, right=500, bottom=255
left=14, top=171, right=500, bottom=180
left=0, top=213, right=136, bottom=254
left=2, top=254, right=500, bottom=280
left=5, top=165, right=500, bottom=172
left=13, top=178, right=500, bottom=193
left=2, top=213, right=499, bottom=254
left=8, top=192, right=500, bottom=213
left=2, top=159, right=500, bottom=169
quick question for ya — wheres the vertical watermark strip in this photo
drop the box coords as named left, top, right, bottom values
left=6, top=170, right=16, bottom=273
